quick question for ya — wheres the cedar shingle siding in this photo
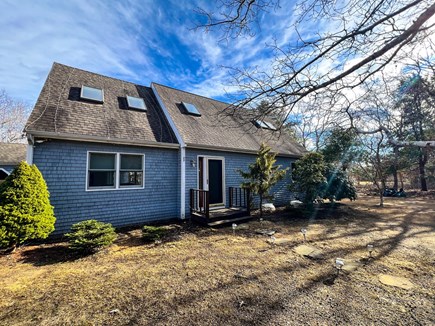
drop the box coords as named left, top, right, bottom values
left=184, top=148, right=296, bottom=217
left=33, top=140, right=179, bottom=234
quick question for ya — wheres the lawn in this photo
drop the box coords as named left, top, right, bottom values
left=0, top=195, right=434, bottom=325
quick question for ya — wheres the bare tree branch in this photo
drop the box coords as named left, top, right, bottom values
left=0, top=90, right=30, bottom=143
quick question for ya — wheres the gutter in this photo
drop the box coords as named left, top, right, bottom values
left=26, top=130, right=180, bottom=150
left=151, top=83, right=187, bottom=220
left=185, top=143, right=304, bottom=159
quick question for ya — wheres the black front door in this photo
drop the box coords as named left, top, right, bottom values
left=208, top=159, right=223, bottom=205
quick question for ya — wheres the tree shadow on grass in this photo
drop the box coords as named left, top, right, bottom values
left=17, top=243, right=88, bottom=266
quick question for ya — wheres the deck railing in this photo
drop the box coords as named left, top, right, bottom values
left=190, top=189, right=209, bottom=219
left=229, top=187, right=251, bottom=215
left=190, top=187, right=251, bottom=220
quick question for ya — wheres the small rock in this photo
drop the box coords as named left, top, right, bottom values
left=290, top=200, right=303, bottom=208
left=256, top=229, right=276, bottom=236
left=109, top=309, right=120, bottom=314
left=378, top=274, right=414, bottom=290
left=262, top=203, right=276, bottom=212
left=294, top=244, right=323, bottom=259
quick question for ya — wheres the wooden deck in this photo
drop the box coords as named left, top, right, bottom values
left=190, top=187, right=251, bottom=227
left=191, top=207, right=252, bottom=226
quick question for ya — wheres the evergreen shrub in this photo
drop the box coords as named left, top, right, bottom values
left=0, top=162, right=55, bottom=249
left=66, top=219, right=117, bottom=252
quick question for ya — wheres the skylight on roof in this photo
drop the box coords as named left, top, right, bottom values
left=127, top=95, right=147, bottom=111
left=81, top=86, right=104, bottom=103
left=264, top=121, right=277, bottom=130
left=254, top=120, right=277, bottom=130
left=182, top=102, right=201, bottom=116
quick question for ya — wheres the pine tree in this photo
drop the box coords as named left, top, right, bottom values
left=290, top=152, right=327, bottom=205
left=0, top=161, right=55, bottom=250
left=238, top=143, right=287, bottom=218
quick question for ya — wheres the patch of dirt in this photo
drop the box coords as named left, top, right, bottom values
left=0, top=196, right=433, bottom=325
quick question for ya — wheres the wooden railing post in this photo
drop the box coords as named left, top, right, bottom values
left=190, top=189, right=194, bottom=216
left=205, top=191, right=210, bottom=219
left=246, top=188, right=251, bottom=215
left=229, top=187, right=233, bottom=207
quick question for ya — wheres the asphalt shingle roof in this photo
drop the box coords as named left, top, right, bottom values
left=25, top=63, right=177, bottom=145
left=26, top=63, right=306, bottom=157
left=0, top=143, right=27, bottom=165
left=152, top=83, right=306, bottom=157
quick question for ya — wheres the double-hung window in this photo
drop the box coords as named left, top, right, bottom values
left=120, top=154, right=143, bottom=187
left=88, top=153, right=116, bottom=188
left=87, top=152, right=144, bottom=190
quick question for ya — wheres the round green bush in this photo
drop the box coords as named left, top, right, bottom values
left=65, top=220, right=117, bottom=252
left=0, top=162, right=56, bottom=250
left=142, top=225, right=166, bottom=242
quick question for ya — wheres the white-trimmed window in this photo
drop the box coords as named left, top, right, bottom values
left=119, top=154, right=143, bottom=187
left=88, top=153, right=116, bottom=188
left=87, top=152, right=144, bottom=190
left=81, top=85, right=104, bottom=103
left=126, top=95, right=147, bottom=111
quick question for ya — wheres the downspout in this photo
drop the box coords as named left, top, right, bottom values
left=180, top=146, right=186, bottom=219
left=151, top=84, right=187, bottom=219
left=26, top=134, right=34, bottom=165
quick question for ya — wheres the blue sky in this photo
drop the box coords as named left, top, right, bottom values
left=0, top=0, right=300, bottom=105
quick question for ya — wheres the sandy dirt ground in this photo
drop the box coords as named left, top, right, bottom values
left=0, top=195, right=434, bottom=325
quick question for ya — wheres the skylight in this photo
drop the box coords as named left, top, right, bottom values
left=127, top=95, right=147, bottom=111
left=254, top=120, right=277, bottom=130
left=81, top=86, right=104, bottom=103
left=182, top=102, right=201, bottom=116
left=264, top=121, right=277, bottom=130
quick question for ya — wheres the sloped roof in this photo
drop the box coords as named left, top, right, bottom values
left=25, top=63, right=177, bottom=146
left=0, top=143, right=27, bottom=165
left=152, top=83, right=306, bottom=157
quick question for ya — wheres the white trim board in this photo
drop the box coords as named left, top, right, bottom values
left=197, top=155, right=226, bottom=207
left=151, top=83, right=187, bottom=219
left=0, top=168, right=10, bottom=176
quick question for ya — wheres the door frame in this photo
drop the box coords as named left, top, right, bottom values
left=197, top=155, right=226, bottom=208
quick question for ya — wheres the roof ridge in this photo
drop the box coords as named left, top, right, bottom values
left=53, top=63, right=235, bottom=108
left=151, top=82, right=233, bottom=107
left=52, top=62, right=151, bottom=90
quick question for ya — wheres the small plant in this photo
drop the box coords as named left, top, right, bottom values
left=142, top=225, right=166, bottom=242
left=238, top=143, right=288, bottom=218
left=65, top=220, right=117, bottom=252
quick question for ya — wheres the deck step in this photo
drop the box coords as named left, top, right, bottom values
left=207, top=215, right=252, bottom=227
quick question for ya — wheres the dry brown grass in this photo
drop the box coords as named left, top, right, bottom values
left=0, top=196, right=434, bottom=325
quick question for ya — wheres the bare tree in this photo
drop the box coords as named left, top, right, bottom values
left=357, top=131, right=390, bottom=206
left=198, top=0, right=435, bottom=147
left=0, top=90, right=29, bottom=143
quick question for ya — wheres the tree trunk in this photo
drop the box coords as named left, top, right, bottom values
left=393, top=146, right=399, bottom=190
left=399, top=172, right=404, bottom=189
left=379, top=179, right=386, bottom=207
left=419, top=150, right=428, bottom=191
left=379, top=192, right=384, bottom=207
left=259, top=194, right=263, bottom=219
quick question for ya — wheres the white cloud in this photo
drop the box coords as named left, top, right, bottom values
left=0, top=0, right=161, bottom=103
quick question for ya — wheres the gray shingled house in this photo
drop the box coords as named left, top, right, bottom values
left=0, top=142, right=27, bottom=183
left=24, top=63, right=305, bottom=234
